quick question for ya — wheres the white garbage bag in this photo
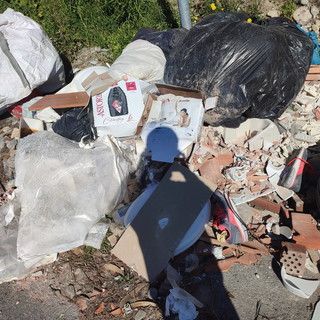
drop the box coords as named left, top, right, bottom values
left=15, top=131, right=130, bottom=261
left=0, top=8, right=65, bottom=112
left=107, top=39, right=166, bottom=82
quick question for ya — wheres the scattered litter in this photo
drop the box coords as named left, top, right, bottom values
left=2, top=8, right=320, bottom=320
left=165, top=264, right=203, bottom=320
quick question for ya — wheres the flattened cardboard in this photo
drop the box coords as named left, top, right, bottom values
left=82, top=71, right=116, bottom=96
left=28, top=92, right=90, bottom=111
left=111, top=163, right=213, bottom=282
left=156, top=83, right=204, bottom=100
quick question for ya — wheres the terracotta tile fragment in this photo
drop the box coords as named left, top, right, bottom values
left=110, top=308, right=122, bottom=315
left=250, top=197, right=281, bottom=214
left=95, top=302, right=105, bottom=315
left=199, top=158, right=226, bottom=185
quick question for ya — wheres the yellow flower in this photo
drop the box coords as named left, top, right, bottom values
left=221, top=8, right=224, bottom=10
left=247, top=18, right=252, bottom=23
left=194, top=16, right=199, bottom=20
left=210, top=3, right=217, bottom=10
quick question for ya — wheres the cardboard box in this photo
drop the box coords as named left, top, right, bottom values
left=140, top=94, right=205, bottom=162
left=92, top=79, right=145, bottom=138
left=19, top=117, right=44, bottom=139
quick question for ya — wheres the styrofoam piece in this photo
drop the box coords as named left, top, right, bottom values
left=281, top=266, right=320, bottom=299
left=36, top=107, right=61, bottom=123
left=19, top=117, right=44, bottom=139
left=57, top=66, right=109, bottom=94
left=124, top=184, right=211, bottom=256
left=213, top=118, right=281, bottom=150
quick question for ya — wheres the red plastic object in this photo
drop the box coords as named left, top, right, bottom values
left=6, top=89, right=41, bottom=118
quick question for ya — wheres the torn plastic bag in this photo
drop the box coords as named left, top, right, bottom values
left=0, top=8, right=65, bottom=113
left=107, top=39, right=166, bottom=82
left=52, top=107, right=95, bottom=142
left=15, top=131, right=130, bottom=261
left=133, top=27, right=188, bottom=59
left=164, top=13, right=313, bottom=127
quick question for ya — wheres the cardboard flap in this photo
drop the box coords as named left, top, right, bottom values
left=111, top=163, right=213, bottom=282
left=156, top=83, right=204, bottom=100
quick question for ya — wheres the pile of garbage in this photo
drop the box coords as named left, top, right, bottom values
left=1, top=7, right=320, bottom=320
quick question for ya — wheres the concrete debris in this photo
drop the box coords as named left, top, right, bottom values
left=293, top=6, right=313, bottom=25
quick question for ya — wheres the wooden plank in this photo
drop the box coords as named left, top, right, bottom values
left=28, top=92, right=90, bottom=111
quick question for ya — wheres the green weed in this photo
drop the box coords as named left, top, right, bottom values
left=280, top=0, right=297, bottom=18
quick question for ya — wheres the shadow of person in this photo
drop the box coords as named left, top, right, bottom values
left=113, top=126, right=240, bottom=319
left=145, top=126, right=182, bottom=163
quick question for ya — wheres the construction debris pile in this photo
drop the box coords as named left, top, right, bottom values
left=1, top=7, right=320, bottom=320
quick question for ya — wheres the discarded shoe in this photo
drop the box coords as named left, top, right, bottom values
left=211, top=191, right=248, bottom=244
left=278, top=148, right=308, bottom=192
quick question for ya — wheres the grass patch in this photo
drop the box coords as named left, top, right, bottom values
left=0, top=0, right=176, bottom=61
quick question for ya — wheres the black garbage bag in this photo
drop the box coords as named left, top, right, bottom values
left=133, top=27, right=188, bottom=59
left=52, top=107, right=94, bottom=142
left=164, top=12, right=313, bottom=127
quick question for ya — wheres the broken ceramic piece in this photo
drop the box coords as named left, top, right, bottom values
left=281, top=266, right=320, bottom=298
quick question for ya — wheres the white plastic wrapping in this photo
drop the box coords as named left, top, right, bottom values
left=15, top=131, right=130, bottom=261
left=0, top=8, right=65, bottom=112
left=107, top=39, right=166, bottom=82
left=0, top=198, right=56, bottom=283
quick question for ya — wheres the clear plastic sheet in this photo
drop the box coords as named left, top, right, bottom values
left=15, top=131, right=130, bottom=261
